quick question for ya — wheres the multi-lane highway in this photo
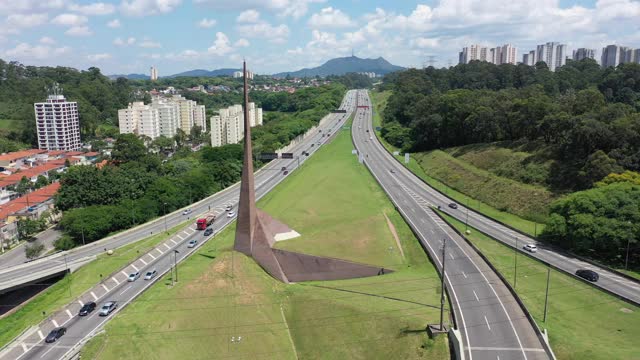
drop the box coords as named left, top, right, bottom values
left=0, top=91, right=358, bottom=360
left=353, top=90, right=552, bottom=360
left=358, top=92, right=640, bottom=306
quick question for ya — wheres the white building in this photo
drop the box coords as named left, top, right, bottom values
left=535, top=42, right=567, bottom=71
left=150, top=66, right=158, bottom=81
left=34, top=88, right=81, bottom=151
left=233, top=70, right=254, bottom=79
left=573, top=48, right=596, bottom=61
left=118, top=102, right=160, bottom=139
left=522, top=50, right=536, bottom=66
left=194, top=104, right=207, bottom=131
left=210, top=103, right=262, bottom=147
left=458, top=44, right=488, bottom=64
left=154, top=102, right=179, bottom=138
left=499, top=44, right=517, bottom=65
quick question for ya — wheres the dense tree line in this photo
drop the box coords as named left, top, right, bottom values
left=0, top=60, right=132, bottom=146
left=382, top=60, right=640, bottom=190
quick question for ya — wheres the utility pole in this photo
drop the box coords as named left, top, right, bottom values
left=174, top=250, right=179, bottom=283
left=625, top=238, right=632, bottom=270
left=163, top=202, right=168, bottom=234
left=439, top=238, right=447, bottom=331
left=465, top=198, right=470, bottom=232
left=64, top=253, right=71, bottom=297
left=543, top=266, right=551, bottom=322
left=514, top=236, right=518, bottom=289
left=81, top=226, right=85, bottom=246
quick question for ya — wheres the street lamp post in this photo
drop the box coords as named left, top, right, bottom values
left=439, top=238, right=447, bottom=331
left=163, top=202, right=168, bottom=234
left=625, top=238, right=632, bottom=270
left=543, top=266, right=551, bottom=322
left=174, top=250, right=180, bottom=283
left=81, top=226, right=85, bottom=246
left=514, top=236, right=518, bottom=289
left=465, top=198, right=470, bottom=232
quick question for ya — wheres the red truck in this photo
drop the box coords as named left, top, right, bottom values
left=196, top=214, right=215, bottom=230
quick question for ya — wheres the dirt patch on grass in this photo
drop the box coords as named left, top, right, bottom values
left=383, top=212, right=405, bottom=260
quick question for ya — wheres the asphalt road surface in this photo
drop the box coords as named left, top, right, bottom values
left=352, top=90, right=551, bottom=360
left=0, top=229, right=61, bottom=270
left=1, top=90, right=358, bottom=360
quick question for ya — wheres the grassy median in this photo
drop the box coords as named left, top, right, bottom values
left=440, top=212, right=639, bottom=360
left=0, top=222, right=190, bottom=348
left=81, top=123, right=449, bottom=359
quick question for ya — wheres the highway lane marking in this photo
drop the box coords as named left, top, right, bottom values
left=484, top=315, right=491, bottom=331
left=176, top=235, right=183, bottom=241
left=473, top=290, right=479, bottom=302
left=163, top=243, right=171, bottom=250
left=139, top=258, right=148, bottom=265
left=461, top=271, right=468, bottom=279
left=131, top=264, right=139, bottom=272
left=148, top=253, right=156, bottom=260
left=449, top=253, right=454, bottom=260
left=101, top=284, right=109, bottom=292
left=119, top=285, right=132, bottom=296
left=170, top=239, right=178, bottom=245
left=77, top=300, right=84, bottom=307
left=470, top=347, right=546, bottom=352
left=39, top=341, right=59, bottom=358
left=91, top=291, right=98, bottom=300
left=52, top=319, right=59, bottom=328
left=21, top=342, right=28, bottom=352
left=120, top=270, right=128, bottom=278
left=37, top=330, right=44, bottom=340
left=112, top=277, right=120, bottom=285
left=157, top=248, right=164, bottom=255
left=65, top=309, right=73, bottom=319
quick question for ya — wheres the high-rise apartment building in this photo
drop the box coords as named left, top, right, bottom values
left=572, top=48, right=596, bottom=61
left=601, top=45, right=622, bottom=67
left=150, top=66, right=158, bottom=81
left=499, top=44, right=517, bottom=65
left=193, top=104, right=207, bottom=131
left=118, top=102, right=160, bottom=139
left=210, top=103, right=262, bottom=147
left=233, top=70, right=254, bottom=79
left=522, top=50, right=536, bottom=65
left=535, top=42, right=567, bottom=71
left=34, top=86, right=81, bottom=151
left=458, top=44, right=488, bottom=64
left=153, top=102, right=179, bottom=138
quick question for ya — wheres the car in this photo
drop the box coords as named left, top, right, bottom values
left=204, top=227, right=214, bottom=236
left=187, top=239, right=197, bottom=248
left=390, top=169, right=395, bottom=173
left=144, top=270, right=157, bottom=280
left=366, top=129, right=369, bottom=132
left=448, top=203, right=458, bottom=209
left=99, top=301, right=117, bottom=316
left=78, top=302, right=96, bottom=316
left=369, top=136, right=373, bottom=140
left=283, top=171, right=289, bottom=175
left=227, top=211, right=235, bottom=218
left=127, top=272, right=140, bottom=282
left=281, top=166, right=287, bottom=171
left=45, top=327, right=66, bottom=343
left=575, top=269, right=599, bottom=282
left=523, top=244, right=538, bottom=253
left=311, top=144, right=314, bottom=147
left=182, top=208, right=192, bottom=215
left=225, top=205, right=233, bottom=211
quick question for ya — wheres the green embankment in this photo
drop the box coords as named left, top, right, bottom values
left=81, top=122, right=449, bottom=359
left=440, top=212, right=639, bottom=360
left=0, top=222, right=190, bottom=347
left=370, top=90, right=545, bottom=237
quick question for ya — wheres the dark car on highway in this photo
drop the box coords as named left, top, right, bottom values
left=78, top=301, right=96, bottom=316
left=45, top=327, right=66, bottom=343
left=575, top=269, right=599, bottom=282
left=204, top=227, right=213, bottom=236
left=448, top=203, right=458, bottom=209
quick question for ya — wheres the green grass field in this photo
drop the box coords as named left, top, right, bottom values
left=0, top=222, right=190, bottom=348
left=0, top=119, right=21, bottom=130
left=440, top=212, right=639, bottom=360
left=81, top=123, right=449, bottom=360
left=369, top=90, right=543, bottom=237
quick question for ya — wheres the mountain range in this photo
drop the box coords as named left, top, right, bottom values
left=108, top=56, right=404, bottom=79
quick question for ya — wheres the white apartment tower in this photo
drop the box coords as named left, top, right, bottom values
left=499, top=44, right=517, bottom=65
left=118, top=102, right=160, bottom=139
left=154, top=102, right=179, bottom=138
left=233, top=70, right=254, bottom=79
left=150, top=66, right=158, bottom=81
left=573, top=48, right=596, bottom=61
left=210, top=103, right=262, bottom=147
left=522, top=50, right=536, bottom=66
left=34, top=85, right=81, bottom=151
left=536, top=42, right=567, bottom=71
left=194, top=104, right=207, bottom=131
left=458, top=45, right=488, bottom=64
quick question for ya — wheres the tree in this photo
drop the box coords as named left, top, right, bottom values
left=112, top=133, right=148, bottom=163
left=578, top=150, right=623, bottom=188
left=174, top=128, right=187, bottom=148
left=34, top=175, right=49, bottom=189
left=17, top=218, right=41, bottom=240
left=25, top=242, right=45, bottom=259
left=16, top=176, right=31, bottom=195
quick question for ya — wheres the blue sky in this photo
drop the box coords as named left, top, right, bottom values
left=1, top=0, right=639, bottom=75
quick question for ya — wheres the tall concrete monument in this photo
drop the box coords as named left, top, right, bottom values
left=234, top=62, right=392, bottom=283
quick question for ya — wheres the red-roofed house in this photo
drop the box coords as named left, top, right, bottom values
left=0, top=149, right=47, bottom=169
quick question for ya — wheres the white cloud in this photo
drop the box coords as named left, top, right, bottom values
left=237, top=21, right=290, bottom=43
left=308, top=7, right=354, bottom=28
left=0, top=1, right=66, bottom=15
left=287, top=47, right=303, bottom=55
left=234, top=38, right=250, bottom=47
left=236, top=9, right=259, bottom=23
left=65, top=26, right=92, bottom=36
left=68, top=2, right=115, bottom=15
left=6, top=13, right=48, bottom=28
left=194, top=0, right=325, bottom=19
left=411, top=37, right=440, bottom=49
left=107, top=19, right=121, bottom=28
left=139, top=40, right=162, bottom=48
left=197, top=18, right=216, bottom=28
left=113, top=37, right=136, bottom=46
left=87, top=53, right=112, bottom=61
left=51, top=13, right=88, bottom=26
left=3, top=42, right=71, bottom=60
left=39, top=37, right=56, bottom=44
left=120, top=0, right=182, bottom=17
left=207, top=32, right=233, bottom=56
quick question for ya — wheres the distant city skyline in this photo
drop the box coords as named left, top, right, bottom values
left=1, top=1, right=639, bottom=74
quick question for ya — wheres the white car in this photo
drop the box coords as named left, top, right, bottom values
left=225, top=205, right=233, bottom=211
left=127, top=272, right=140, bottom=282
left=144, top=270, right=157, bottom=280
left=523, top=244, right=538, bottom=253
left=227, top=211, right=235, bottom=218
left=187, top=239, right=197, bottom=248
left=182, top=209, right=192, bottom=215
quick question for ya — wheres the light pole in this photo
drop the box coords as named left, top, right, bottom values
left=625, top=238, right=632, bottom=270
left=173, top=250, right=180, bottom=284
left=439, top=238, right=447, bottom=331
left=514, top=236, right=518, bottom=289
left=81, top=226, right=85, bottom=246
left=543, top=266, right=551, bottom=322
left=163, top=202, right=168, bottom=234
left=465, top=198, right=470, bottom=232
left=64, top=253, right=71, bottom=297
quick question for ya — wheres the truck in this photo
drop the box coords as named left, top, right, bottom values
left=196, top=214, right=215, bottom=230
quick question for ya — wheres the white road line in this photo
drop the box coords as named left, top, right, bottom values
left=163, top=243, right=171, bottom=250
left=176, top=235, right=183, bottom=241
left=449, top=253, right=455, bottom=260
left=39, top=342, right=58, bottom=358
left=119, top=285, right=132, bottom=296
left=473, top=290, right=479, bottom=302
left=139, top=258, right=148, bottom=265
left=156, top=248, right=163, bottom=255
left=497, top=356, right=500, bottom=360
left=91, top=291, right=98, bottom=300
left=37, top=330, right=44, bottom=340
left=21, top=343, right=28, bottom=352
left=101, top=284, right=109, bottom=292
left=484, top=315, right=491, bottom=331
left=120, top=271, right=128, bottom=278
left=148, top=253, right=156, bottom=260
left=131, top=264, right=139, bottom=272
left=461, top=271, right=468, bottom=279
left=65, top=309, right=73, bottom=319
left=170, top=239, right=178, bottom=245
left=112, top=277, right=120, bottom=285
left=77, top=300, right=84, bottom=307
left=470, top=347, right=546, bottom=353
left=52, top=319, right=59, bottom=328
